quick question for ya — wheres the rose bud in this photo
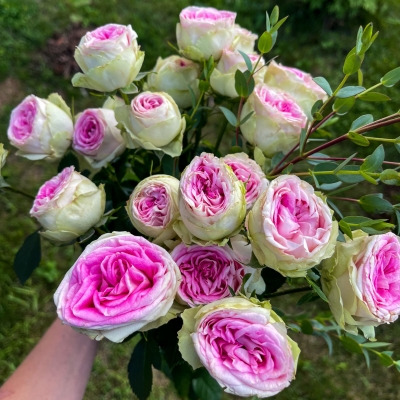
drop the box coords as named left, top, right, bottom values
left=176, top=6, right=237, bottom=61
left=30, top=166, right=105, bottom=244
left=247, top=175, right=338, bottom=277
left=240, top=84, right=307, bottom=158
left=73, top=108, right=125, bottom=169
left=321, top=231, right=400, bottom=338
left=210, top=50, right=265, bottom=98
left=115, top=92, right=185, bottom=157
left=126, top=175, right=180, bottom=244
left=176, top=152, right=246, bottom=244
left=7, top=94, right=73, bottom=161
left=264, top=61, right=327, bottom=118
left=231, top=24, right=258, bottom=53
left=72, top=24, right=144, bottom=93
left=178, top=297, right=300, bottom=398
left=222, top=152, right=269, bottom=209
left=145, top=55, right=201, bottom=109
left=54, top=232, right=181, bottom=342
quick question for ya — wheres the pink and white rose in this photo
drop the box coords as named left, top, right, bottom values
left=240, top=84, right=307, bottom=157
left=145, top=55, right=201, bottom=109
left=175, top=152, right=246, bottom=244
left=178, top=297, right=300, bottom=398
left=126, top=175, right=180, bottom=244
left=264, top=61, right=327, bottom=118
left=210, top=49, right=265, bottom=98
left=176, top=6, right=237, bottom=61
left=115, top=91, right=185, bottom=157
left=231, top=25, right=258, bottom=53
left=7, top=94, right=73, bottom=161
left=73, top=108, right=125, bottom=168
left=246, top=175, right=338, bottom=277
left=72, top=24, right=144, bottom=92
left=321, top=231, right=400, bottom=338
left=54, top=232, right=181, bottom=342
left=222, top=152, right=269, bottom=209
left=30, top=166, right=105, bottom=244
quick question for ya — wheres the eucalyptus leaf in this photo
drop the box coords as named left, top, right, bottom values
left=336, top=86, right=365, bottom=98
left=219, top=106, right=237, bottom=126
left=333, top=97, right=355, bottom=115
left=350, top=114, right=373, bottom=131
left=258, top=31, right=273, bottom=53
left=381, top=67, right=400, bottom=87
left=357, top=92, right=391, bottom=102
left=360, top=145, right=384, bottom=173
left=359, top=194, right=393, bottom=214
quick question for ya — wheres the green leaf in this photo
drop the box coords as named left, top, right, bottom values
left=376, top=351, right=394, bottom=367
left=311, top=99, right=323, bottom=116
left=333, top=97, right=355, bottom=115
left=265, top=10, right=271, bottom=31
left=340, top=336, right=363, bottom=354
left=192, top=368, right=222, bottom=400
left=301, top=319, right=314, bottom=335
left=306, top=277, right=328, bottom=302
left=339, top=220, right=353, bottom=239
left=239, top=111, right=254, bottom=126
left=187, top=85, right=197, bottom=109
left=336, top=165, right=364, bottom=183
left=13, top=231, right=42, bottom=285
left=219, top=106, right=237, bottom=126
left=333, top=153, right=358, bottom=174
left=360, top=170, right=378, bottom=185
left=363, top=348, right=371, bottom=369
left=380, top=169, right=400, bottom=186
left=297, top=291, right=319, bottom=306
left=271, top=151, right=284, bottom=169
left=120, top=82, right=138, bottom=94
left=269, top=16, right=289, bottom=35
left=361, top=342, right=391, bottom=349
left=128, top=336, right=159, bottom=400
left=258, top=31, right=273, bottom=53
left=350, top=114, right=374, bottom=131
left=348, top=132, right=370, bottom=146
left=359, top=194, right=393, bottom=214
left=343, top=48, right=363, bottom=75
left=243, top=70, right=255, bottom=96
left=313, top=162, right=340, bottom=183
left=234, top=69, right=249, bottom=97
left=356, top=26, right=363, bottom=54
left=230, top=145, right=243, bottom=154
left=299, top=128, right=307, bottom=153
left=358, top=92, right=391, bottom=102
left=238, top=50, right=253, bottom=72
left=122, top=168, right=140, bottom=183
left=313, top=77, right=333, bottom=96
left=270, top=5, right=279, bottom=26
left=360, top=144, right=384, bottom=173
left=58, top=151, right=80, bottom=172
left=358, top=69, right=364, bottom=86
left=336, top=86, right=365, bottom=98
left=381, top=67, right=400, bottom=87
left=361, top=23, right=373, bottom=45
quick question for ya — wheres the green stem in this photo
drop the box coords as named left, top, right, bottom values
left=190, top=91, right=205, bottom=119
left=308, top=156, right=400, bottom=167
left=319, top=74, right=350, bottom=114
left=119, top=90, right=130, bottom=105
left=3, top=186, right=35, bottom=200
left=264, top=286, right=312, bottom=299
left=214, top=117, right=229, bottom=153
left=364, top=136, right=400, bottom=143
left=355, top=82, right=383, bottom=98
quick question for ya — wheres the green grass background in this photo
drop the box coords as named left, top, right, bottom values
left=1, top=0, right=400, bottom=399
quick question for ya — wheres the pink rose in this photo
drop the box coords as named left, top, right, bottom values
left=126, top=175, right=180, bottom=244
left=54, top=232, right=181, bottom=342
left=115, top=91, right=185, bottom=157
left=247, top=175, right=338, bottom=277
left=222, top=152, right=269, bottom=209
left=264, top=61, right=327, bottom=118
left=176, top=152, right=246, bottom=244
left=72, top=24, right=144, bottom=92
left=171, top=243, right=245, bottom=306
left=73, top=108, right=125, bottom=168
left=231, top=24, right=258, bottom=53
left=240, top=84, right=307, bottom=157
left=7, top=94, right=73, bottom=160
left=176, top=6, right=237, bottom=61
left=178, top=298, right=300, bottom=398
left=322, top=231, right=400, bottom=337
left=30, top=166, right=105, bottom=244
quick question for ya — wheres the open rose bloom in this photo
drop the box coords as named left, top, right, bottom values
left=210, top=50, right=265, bottom=98
left=321, top=231, right=400, bottom=338
left=231, top=25, right=258, bottom=53
left=247, top=175, right=338, bottom=277
left=115, top=91, right=185, bottom=157
left=178, top=297, right=300, bottom=398
left=54, top=232, right=181, bottom=342
left=264, top=61, right=327, bottom=118
left=175, top=152, right=246, bottom=244
left=73, top=108, right=125, bottom=168
left=126, top=175, right=180, bottom=244
left=145, top=55, right=201, bottom=108
left=7, top=94, right=73, bottom=161
left=177, top=6, right=237, bottom=61
left=240, top=85, right=307, bottom=158
left=30, top=166, right=105, bottom=244
left=72, top=24, right=144, bottom=92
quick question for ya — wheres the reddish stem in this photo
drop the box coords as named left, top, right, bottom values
left=328, top=196, right=359, bottom=203
left=308, top=156, right=400, bottom=166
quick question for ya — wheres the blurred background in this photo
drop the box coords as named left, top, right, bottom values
left=1, top=0, right=400, bottom=399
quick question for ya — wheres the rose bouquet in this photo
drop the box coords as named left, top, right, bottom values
left=2, top=5, right=400, bottom=399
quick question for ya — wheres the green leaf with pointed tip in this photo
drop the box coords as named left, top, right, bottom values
left=357, top=92, right=391, bottom=102
left=350, top=114, right=374, bottom=131
left=270, top=16, right=289, bottom=34
left=238, top=50, right=253, bottom=72
left=380, top=169, right=400, bottom=186
left=343, top=48, right=363, bottom=75
left=348, top=132, right=370, bottom=146
left=258, top=31, right=273, bottom=53
left=333, top=97, right=355, bottom=115
left=333, top=153, right=358, bottom=174
left=270, top=5, right=279, bottom=26
left=234, top=69, right=248, bottom=97
left=336, top=86, right=365, bottom=98
left=381, top=67, right=400, bottom=87
left=339, top=220, right=353, bottom=239
left=313, top=77, right=332, bottom=96
left=219, top=106, right=237, bottom=126
left=359, top=195, right=393, bottom=214
left=340, top=336, right=363, bottom=354
left=239, top=111, right=254, bottom=126
left=192, top=368, right=222, bottom=400
left=360, top=145, right=384, bottom=172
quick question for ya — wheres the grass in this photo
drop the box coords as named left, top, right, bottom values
left=1, top=0, right=400, bottom=399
